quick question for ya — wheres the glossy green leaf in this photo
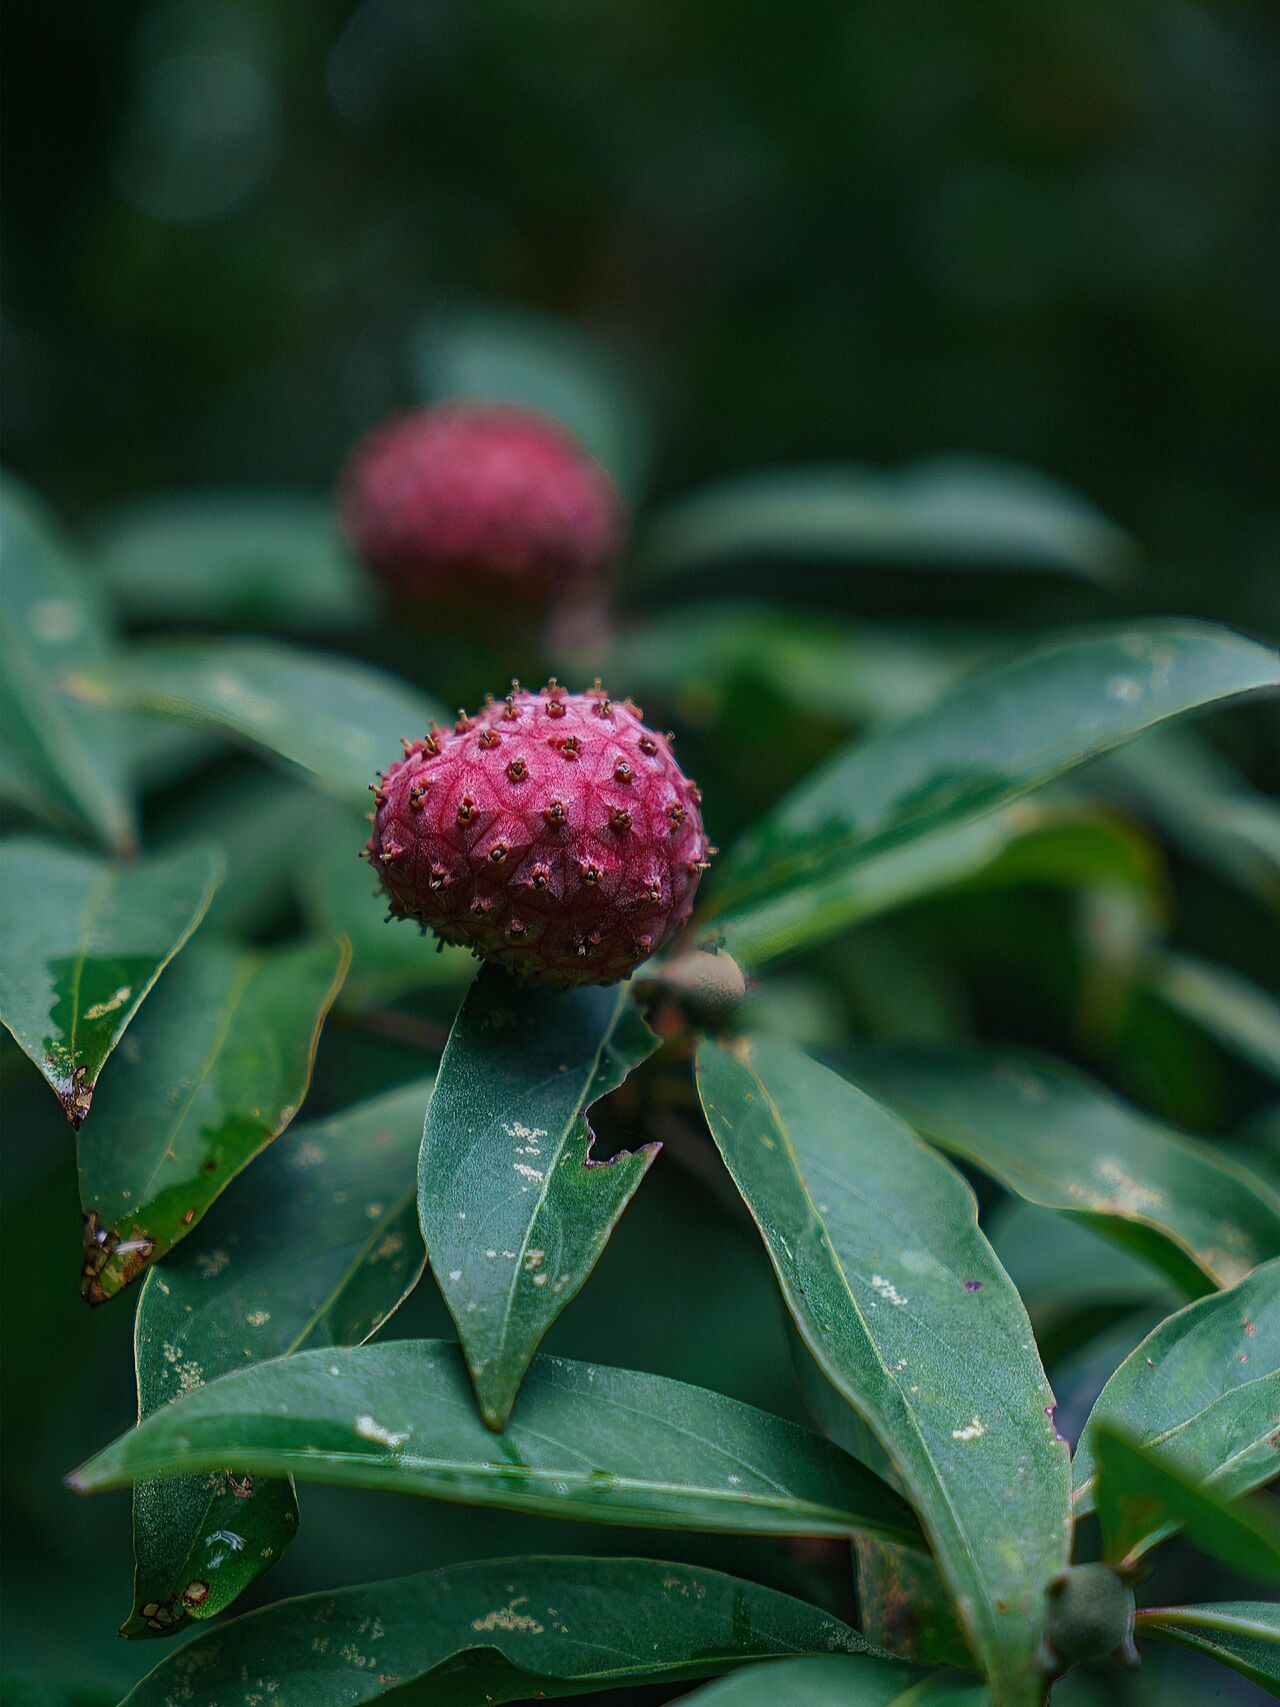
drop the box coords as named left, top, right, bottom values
left=712, top=623, right=1280, bottom=927
left=1091, top=1426, right=1280, bottom=1582
left=68, top=639, right=447, bottom=805
left=299, top=810, right=474, bottom=1009
left=414, top=302, right=653, bottom=500
left=0, top=475, right=139, bottom=853
left=0, top=838, right=221, bottom=1126
left=95, top=490, right=374, bottom=630
left=118, top=1554, right=884, bottom=1707
left=696, top=1035, right=1071, bottom=1707
left=1146, top=952, right=1280, bottom=1082
left=74, top=1339, right=924, bottom=1546
left=719, top=802, right=1160, bottom=968
left=640, top=457, right=1131, bottom=586
left=123, top=1079, right=432, bottom=1638
left=77, top=937, right=349, bottom=1304
left=677, top=1656, right=987, bottom=1705
left=422, top=965, right=661, bottom=1430
left=1074, top=1261, right=1280, bottom=1532
left=1136, top=1602, right=1280, bottom=1693
left=848, top=1043, right=1280, bottom=1294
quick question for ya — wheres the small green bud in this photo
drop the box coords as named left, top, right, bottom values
left=1044, top=1564, right=1138, bottom=1674
left=635, top=948, right=747, bottom=1028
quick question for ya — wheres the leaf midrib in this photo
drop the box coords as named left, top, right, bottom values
left=719, top=1048, right=1010, bottom=1683
left=91, top=1439, right=882, bottom=1530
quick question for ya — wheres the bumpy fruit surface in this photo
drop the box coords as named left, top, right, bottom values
left=368, top=683, right=711, bottom=987
left=338, top=404, right=625, bottom=604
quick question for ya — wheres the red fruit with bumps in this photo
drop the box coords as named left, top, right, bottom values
left=338, top=404, right=625, bottom=605
left=368, top=683, right=712, bottom=987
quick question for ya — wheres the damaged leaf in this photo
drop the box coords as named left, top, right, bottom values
left=421, top=965, right=660, bottom=1429
left=0, top=838, right=221, bottom=1126
left=849, top=1042, right=1280, bottom=1294
left=116, top=1555, right=885, bottom=1707
left=697, top=1035, right=1072, bottom=1707
left=123, top=1079, right=432, bottom=1637
left=77, top=937, right=348, bottom=1303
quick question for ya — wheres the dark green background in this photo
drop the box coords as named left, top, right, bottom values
left=5, top=1, right=1279, bottom=635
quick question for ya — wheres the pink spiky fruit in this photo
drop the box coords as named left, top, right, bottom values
left=367, top=683, right=712, bottom=987
left=338, top=404, right=625, bottom=606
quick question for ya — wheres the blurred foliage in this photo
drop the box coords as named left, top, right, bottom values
left=5, top=0, right=1279, bottom=636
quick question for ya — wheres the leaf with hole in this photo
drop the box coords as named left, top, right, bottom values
left=422, top=965, right=660, bottom=1429
left=696, top=1035, right=1071, bottom=1707
left=0, top=838, right=221, bottom=1127
left=122, top=1079, right=432, bottom=1638
left=77, top=936, right=348, bottom=1304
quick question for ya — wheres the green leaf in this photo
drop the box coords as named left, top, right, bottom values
left=712, top=623, right=1280, bottom=928
left=988, top=1201, right=1178, bottom=1331
left=1146, top=951, right=1280, bottom=1082
left=676, top=1656, right=987, bottom=1705
left=696, top=1036, right=1072, bottom=1707
left=1136, top=1602, right=1280, bottom=1694
left=719, top=802, right=1160, bottom=968
left=847, top=1043, right=1280, bottom=1294
left=0, top=475, right=139, bottom=853
left=1074, top=1260, right=1280, bottom=1534
left=95, top=490, right=374, bottom=630
left=68, top=638, right=448, bottom=806
left=1098, top=726, right=1280, bottom=910
left=1091, top=1426, right=1280, bottom=1582
left=422, top=967, right=661, bottom=1429
left=118, top=1555, right=885, bottom=1707
left=640, top=457, right=1131, bottom=586
left=73, top=1339, right=924, bottom=1547
left=600, top=605, right=961, bottom=730
left=123, top=1079, right=432, bottom=1638
left=152, top=769, right=329, bottom=937
left=0, top=838, right=221, bottom=1126
left=299, top=810, right=475, bottom=1009
left=414, top=301, right=653, bottom=501
left=77, top=937, right=349, bottom=1304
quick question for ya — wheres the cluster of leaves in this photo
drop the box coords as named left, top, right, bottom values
left=2, top=335, right=1279, bottom=1707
